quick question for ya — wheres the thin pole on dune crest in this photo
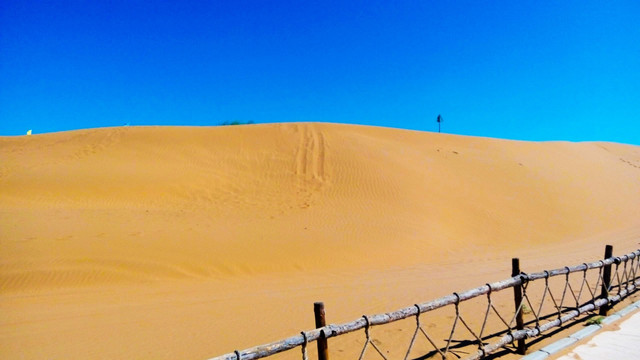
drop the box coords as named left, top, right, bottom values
left=437, top=114, right=442, bottom=133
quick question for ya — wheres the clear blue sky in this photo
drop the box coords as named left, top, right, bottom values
left=1, top=1, right=639, bottom=144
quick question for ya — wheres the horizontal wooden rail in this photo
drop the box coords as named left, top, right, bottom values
left=208, top=248, right=640, bottom=360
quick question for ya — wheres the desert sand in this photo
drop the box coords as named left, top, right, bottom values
left=1, top=123, right=639, bottom=359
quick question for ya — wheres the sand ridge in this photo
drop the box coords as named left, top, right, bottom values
left=1, top=123, right=639, bottom=359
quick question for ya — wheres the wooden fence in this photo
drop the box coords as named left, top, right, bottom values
left=208, top=245, right=640, bottom=360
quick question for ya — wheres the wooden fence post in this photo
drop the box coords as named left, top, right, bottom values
left=512, top=258, right=526, bottom=355
left=599, top=245, right=614, bottom=316
left=314, top=302, right=329, bottom=360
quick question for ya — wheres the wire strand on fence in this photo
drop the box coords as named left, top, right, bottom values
left=301, top=332, right=308, bottom=360
left=358, top=315, right=388, bottom=360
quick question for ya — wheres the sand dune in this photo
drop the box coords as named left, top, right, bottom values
left=1, top=123, right=639, bottom=359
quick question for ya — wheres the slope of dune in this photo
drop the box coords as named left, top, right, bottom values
left=1, top=123, right=639, bottom=359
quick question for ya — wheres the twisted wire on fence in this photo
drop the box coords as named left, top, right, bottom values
left=210, top=249, right=640, bottom=360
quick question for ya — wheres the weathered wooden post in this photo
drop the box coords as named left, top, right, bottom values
left=512, top=258, right=526, bottom=355
left=599, top=245, right=614, bottom=316
left=314, top=302, right=329, bottom=360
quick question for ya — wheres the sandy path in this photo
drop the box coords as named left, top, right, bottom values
left=1, top=123, right=639, bottom=359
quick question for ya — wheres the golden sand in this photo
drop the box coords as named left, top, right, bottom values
left=1, top=123, right=639, bottom=359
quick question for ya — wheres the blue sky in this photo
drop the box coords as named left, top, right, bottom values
left=1, top=1, right=639, bottom=144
